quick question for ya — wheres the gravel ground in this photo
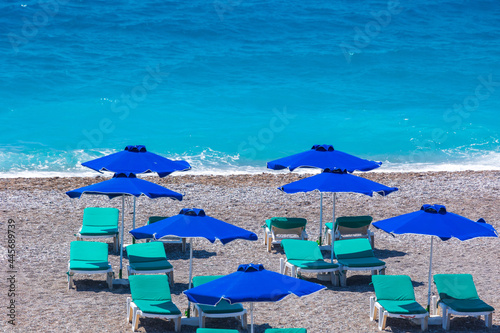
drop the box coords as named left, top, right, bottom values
left=0, top=171, right=499, bottom=332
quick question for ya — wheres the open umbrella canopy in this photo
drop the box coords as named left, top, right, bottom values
left=278, top=168, right=398, bottom=196
left=130, top=208, right=257, bottom=243
left=373, top=204, right=498, bottom=308
left=66, top=172, right=183, bottom=200
left=82, top=145, right=191, bottom=177
left=184, top=263, right=325, bottom=305
left=373, top=204, right=498, bottom=241
left=267, top=144, right=381, bottom=173
left=184, top=263, right=325, bottom=333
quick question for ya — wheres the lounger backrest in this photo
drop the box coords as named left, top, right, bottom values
left=266, top=217, right=307, bottom=230
left=192, top=275, right=225, bottom=288
left=70, top=241, right=108, bottom=262
left=129, top=275, right=172, bottom=301
left=334, top=238, right=374, bottom=259
left=83, top=207, right=119, bottom=227
left=434, top=274, right=480, bottom=300
left=282, top=239, right=322, bottom=261
left=127, top=242, right=167, bottom=263
left=372, top=275, right=416, bottom=301
left=148, top=216, right=168, bottom=224
left=335, top=215, right=372, bottom=231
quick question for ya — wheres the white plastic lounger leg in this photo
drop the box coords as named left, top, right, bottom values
left=339, top=269, right=347, bottom=287
left=421, top=316, right=428, bottom=331
left=485, top=313, right=492, bottom=328
left=370, top=296, right=376, bottom=321
left=68, top=271, right=74, bottom=289
left=440, top=304, right=450, bottom=330
left=242, top=312, right=247, bottom=328
left=107, top=272, right=114, bottom=290
left=379, top=309, right=388, bottom=331
left=126, top=298, right=133, bottom=323
left=280, top=258, right=285, bottom=274
left=174, top=317, right=181, bottom=332
left=132, top=309, right=140, bottom=332
left=331, top=271, right=339, bottom=286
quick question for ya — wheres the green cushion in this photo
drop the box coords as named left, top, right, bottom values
left=79, top=225, right=119, bottom=236
left=265, top=329, right=307, bottom=333
left=197, top=329, right=239, bottom=333
left=335, top=215, right=372, bottom=229
left=441, top=299, right=494, bottom=313
left=282, top=239, right=323, bottom=261
left=198, top=301, right=244, bottom=314
left=69, top=241, right=110, bottom=271
left=130, top=275, right=172, bottom=301
left=287, top=260, right=338, bottom=270
left=192, top=275, right=226, bottom=287
left=129, top=260, right=173, bottom=271
left=372, top=275, right=416, bottom=301
left=80, top=207, right=119, bottom=235
left=133, top=299, right=181, bottom=315
left=148, top=216, right=168, bottom=224
left=70, top=241, right=108, bottom=262
left=434, top=274, right=494, bottom=312
left=378, top=300, right=427, bottom=314
left=434, top=274, right=479, bottom=300
left=264, top=217, right=307, bottom=230
left=127, top=242, right=168, bottom=263
left=337, top=257, right=385, bottom=268
left=334, top=238, right=374, bottom=259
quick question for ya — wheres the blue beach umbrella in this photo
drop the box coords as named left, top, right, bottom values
left=130, top=208, right=258, bottom=316
left=66, top=173, right=183, bottom=278
left=267, top=144, right=381, bottom=173
left=184, top=263, right=325, bottom=333
left=279, top=168, right=398, bottom=245
left=373, top=204, right=498, bottom=309
left=82, top=145, right=191, bottom=177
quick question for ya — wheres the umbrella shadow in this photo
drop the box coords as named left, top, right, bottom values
left=174, top=249, right=217, bottom=261
left=170, top=282, right=190, bottom=295
left=248, top=323, right=272, bottom=332
left=373, top=248, right=407, bottom=259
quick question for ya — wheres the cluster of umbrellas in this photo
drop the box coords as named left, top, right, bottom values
left=66, top=144, right=497, bottom=330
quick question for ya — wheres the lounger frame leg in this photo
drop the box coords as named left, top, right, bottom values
left=279, top=258, right=285, bottom=275
left=370, top=296, right=376, bottom=321
left=242, top=312, right=248, bottom=328
left=440, top=304, right=450, bottom=330
left=421, top=316, right=428, bottom=331
left=379, top=309, right=388, bottom=331
left=339, top=269, right=347, bottom=287
left=107, top=272, right=114, bottom=290
left=133, top=309, right=140, bottom=332
left=485, top=313, right=492, bottom=328
left=68, top=271, right=74, bottom=289
left=127, top=298, right=133, bottom=323
left=174, top=317, right=181, bottom=332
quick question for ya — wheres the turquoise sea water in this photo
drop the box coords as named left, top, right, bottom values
left=1, top=0, right=499, bottom=176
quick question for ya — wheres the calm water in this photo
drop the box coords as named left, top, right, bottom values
left=1, top=0, right=499, bottom=176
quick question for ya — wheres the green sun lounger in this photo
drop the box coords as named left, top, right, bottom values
left=127, top=274, right=181, bottom=332
left=324, top=215, right=374, bottom=248
left=265, top=329, right=307, bottom=332
left=263, top=217, right=308, bottom=252
left=370, top=275, right=428, bottom=331
left=67, top=241, right=114, bottom=290
left=433, top=274, right=494, bottom=330
left=192, top=275, right=247, bottom=329
left=145, top=216, right=187, bottom=252
left=76, top=207, right=119, bottom=252
left=334, top=238, right=386, bottom=286
left=126, top=242, right=174, bottom=286
left=280, top=239, right=339, bottom=286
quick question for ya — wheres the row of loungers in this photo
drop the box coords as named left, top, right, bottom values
left=280, top=238, right=385, bottom=287
left=70, top=209, right=494, bottom=331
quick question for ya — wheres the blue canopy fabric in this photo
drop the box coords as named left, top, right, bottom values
left=129, top=208, right=257, bottom=244
left=184, top=263, right=325, bottom=305
left=82, top=145, right=191, bottom=177
left=184, top=263, right=325, bottom=333
left=267, top=144, right=381, bottom=173
left=278, top=168, right=398, bottom=197
left=66, top=172, right=183, bottom=200
left=372, top=204, right=498, bottom=241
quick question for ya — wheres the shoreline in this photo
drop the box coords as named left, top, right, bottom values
left=1, top=170, right=499, bottom=332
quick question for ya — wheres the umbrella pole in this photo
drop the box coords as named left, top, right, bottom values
left=120, top=195, right=125, bottom=279
left=319, top=192, right=323, bottom=245
left=187, top=238, right=194, bottom=318
left=427, top=236, right=434, bottom=311
left=250, top=302, right=254, bottom=333
left=330, top=192, right=336, bottom=262
left=132, top=197, right=136, bottom=244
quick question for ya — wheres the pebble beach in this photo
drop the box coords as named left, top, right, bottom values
left=1, top=170, right=499, bottom=332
